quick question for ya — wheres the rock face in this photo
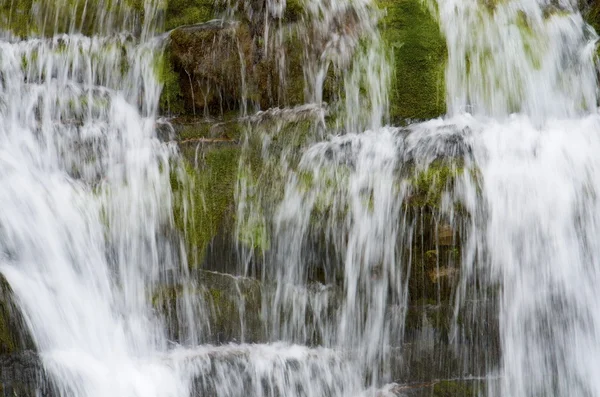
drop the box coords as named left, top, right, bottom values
left=0, top=278, right=33, bottom=355
left=164, top=121, right=499, bottom=389
left=159, top=0, right=448, bottom=122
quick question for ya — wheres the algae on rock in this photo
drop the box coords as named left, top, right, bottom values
left=165, top=0, right=217, bottom=31
left=379, top=0, right=447, bottom=123
left=0, top=0, right=154, bottom=37
left=172, top=143, right=241, bottom=268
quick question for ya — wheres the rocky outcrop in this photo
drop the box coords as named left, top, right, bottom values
left=0, top=277, right=33, bottom=355
left=0, top=351, right=49, bottom=397
left=159, top=0, right=448, bottom=121
left=0, top=0, right=147, bottom=37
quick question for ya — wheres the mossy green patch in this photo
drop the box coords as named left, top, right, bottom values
left=432, top=380, right=477, bottom=396
left=406, top=159, right=463, bottom=209
left=156, top=48, right=186, bottom=116
left=586, top=1, right=600, bottom=33
left=0, top=276, right=32, bottom=354
left=172, top=145, right=241, bottom=267
left=584, top=1, right=600, bottom=60
left=0, top=0, right=150, bottom=37
left=153, top=270, right=264, bottom=343
left=173, top=112, right=245, bottom=142
left=0, top=0, right=34, bottom=37
left=379, top=0, right=447, bottom=123
left=284, top=0, right=304, bottom=22
left=164, top=0, right=216, bottom=31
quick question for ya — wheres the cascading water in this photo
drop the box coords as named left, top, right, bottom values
left=0, top=0, right=399, bottom=396
left=435, top=1, right=600, bottom=395
left=246, top=0, right=600, bottom=395
left=4, top=0, right=600, bottom=395
left=0, top=0, right=201, bottom=395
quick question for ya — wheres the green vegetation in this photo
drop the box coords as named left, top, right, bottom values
left=153, top=270, right=264, bottom=342
left=406, top=160, right=464, bottom=208
left=156, top=49, right=186, bottom=116
left=172, top=145, right=240, bottom=267
left=585, top=1, right=600, bottom=33
left=0, top=0, right=151, bottom=37
left=378, top=0, right=447, bottom=123
left=433, top=380, right=477, bottom=396
left=0, top=277, right=30, bottom=354
left=165, top=0, right=216, bottom=31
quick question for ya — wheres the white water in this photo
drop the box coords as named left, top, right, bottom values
left=262, top=0, right=600, bottom=395
left=435, top=0, right=600, bottom=395
left=4, top=0, right=600, bottom=396
left=0, top=0, right=397, bottom=396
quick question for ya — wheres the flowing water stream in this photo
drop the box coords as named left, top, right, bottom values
left=1, top=0, right=600, bottom=396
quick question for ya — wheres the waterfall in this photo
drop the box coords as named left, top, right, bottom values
left=434, top=0, right=600, bottom=395
left=0, top=0, right=201, bottom=395
left=2, top=0, right=600, bottom=395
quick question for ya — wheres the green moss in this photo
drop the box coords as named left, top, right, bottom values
left=0, top=0, right=34, bottom=37
left=407, top=160, right=463, bottom=208
left=0, top=277, right=29, bottom=354
left=284, top=0, right=304, bottom=22
left=584, top=1, right=600, bottom=61
left=172, top=146, right=241, bottom=267
left=432, top=380, right=477, bottom=396
left=236, top=200, right=270, bottom=252
left=0, top=0, right=151, bottom=37
left=175, top=114, right=245, bottom=142
left=165, top=0, right=216, bottom=31
left=586, top=1, right=600, bottom=33
left=156, top=49, right=186, bottom=116
left=154, top=271, right=264, bottom=343
left=379, top=0, right=446, bottom=123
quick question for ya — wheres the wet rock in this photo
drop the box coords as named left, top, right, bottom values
left=167, top=20, right=254, bottom=117
left=171, top=142, right=240, bottom=268
left=0, top=0, right=146, bottom=37
left=162, top=15, right=308, bottom=118
left=154, top=266, right=498, bottom=383
left=165, top=0, right=218, bottom=31
left=0, top=351, right=53, bottom=397
left=0, top=277, right=33, bottom=355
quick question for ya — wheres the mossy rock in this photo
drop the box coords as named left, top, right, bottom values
left=165, top=0, right=217, bottom=31
left=157, top=48, right=187, bottom=116
left=171, top=112, right=245, bottom=142
left=163, top=18, right=308, bottom=118
left=0, top=277, right=32, bottom=354
left=584, top=0, right=600, bottom=32
left=0, top=0, right=147, bottom=37
left=378, top=0, right=447, bottom=123
left=154, top=270, right=264, bottom=343
left=167, top=21, right=254, bottom=117
left=432, top=380, right=478, bottom=396
left=404, top=159, right=465, bottom=209
left=172, top=143, right=240, bottom=268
